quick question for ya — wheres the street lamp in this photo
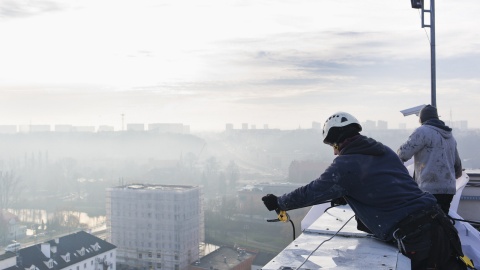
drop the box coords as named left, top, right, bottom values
left=411, top=0, right=422, bottom=9
left=410, top=0, right=437, bottom=107
left=400, top=104, right=427, bottom=117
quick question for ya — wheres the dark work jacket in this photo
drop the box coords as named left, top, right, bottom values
left=277, top=135, right=437, bottom=241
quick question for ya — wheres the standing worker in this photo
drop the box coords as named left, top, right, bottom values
left=262, top=112, right=467, bottom=269
left=397, top=104, right=462, bottom=214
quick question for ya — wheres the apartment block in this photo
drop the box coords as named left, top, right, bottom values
left=106, top=184, right=204, bottom=270
left=98, top=125, right=115, bottom=132
left=148, top=123, right=189, bottom=134
left=377, top=120, right=388, bottom=130
left=0, top=125, right=17, bottom=134
left=127, top=123, right=145, bottom=131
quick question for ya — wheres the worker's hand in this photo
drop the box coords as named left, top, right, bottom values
left=331, top=197, right=347, bottom=207
left=262, top=194, right=279, bottom=211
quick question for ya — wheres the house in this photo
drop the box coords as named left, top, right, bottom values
left=1, top=230, right=116, bottom=270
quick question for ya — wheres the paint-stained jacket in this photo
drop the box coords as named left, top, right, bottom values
left=277, top=135, right=436, bottom=241
left=397, top=119, right=462, bottom=195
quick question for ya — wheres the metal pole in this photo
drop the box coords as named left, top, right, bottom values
left=430, top=0, right=436, bottom=107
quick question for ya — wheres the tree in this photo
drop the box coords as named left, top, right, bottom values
left=184, top=152, right=198, bottom=171
left=0, top=211, right=7, bottom=244
left=0, top=171, right=22, bottom=210
left=204, top=157, right=219, bottom=178
left=47, top=212, right=63, bottom=231
left=226, top=160, right=240, bottom=190
left=65, top=213, right=80, bottom=229
left=203, top=157, right=220, bottom=195
left=218, top=172, right=227, bottom=194
left=219, top=196, right=237, bottom=219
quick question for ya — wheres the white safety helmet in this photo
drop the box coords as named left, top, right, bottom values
left=322, top=112, right=362, bottom=145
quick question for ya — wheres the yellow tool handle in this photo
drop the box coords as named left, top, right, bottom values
left=459, top=255, right=475, bottom=269
left=277, top=210, right=290, bottom=222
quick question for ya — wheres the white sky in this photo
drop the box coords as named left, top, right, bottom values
left=0, top=0, right=479, bottom=131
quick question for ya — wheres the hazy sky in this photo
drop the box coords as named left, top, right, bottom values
left=0, top=0, right=479, bottom=131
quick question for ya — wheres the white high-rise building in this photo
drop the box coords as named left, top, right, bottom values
left=106, top=184, right=204, bottom=270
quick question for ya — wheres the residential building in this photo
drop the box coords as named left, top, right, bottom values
left=1, top=230, right=116, bottom=270
left=251, top=183, right=303, bottom=196
left=377, top=120, right=388, bottom=130
left=98, top=125, right=115, bottom=132
left=29, top=125, right=51, bottom=132
left=74, top=126, right=96, bottom=132
left=106, top=184, right=204, bottom=270
left=311, top=121, right=322, bottom=130
left=190, top=246, right=256, bottom=270
left=127, top=123, right=145, bottom=131
left=447, top=120, right=469, bottom=130
left=55, top=125, right=75, bottom=132
left=148, top=123, right=189, bottom=134
left=0, top=125, right=17, bottom=134
left=362, top=120, right=376, bottom=130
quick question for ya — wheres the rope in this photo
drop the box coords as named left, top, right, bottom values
left=295, top=214, right=355, bottom=270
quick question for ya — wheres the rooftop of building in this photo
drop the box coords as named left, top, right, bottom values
left=192, top=246, right=256, bottom=270
left=262, top=205, right=408, bottom=269
left=0, top=251, right=16, bottom=260
left=251, top=251, right=276, bottom=266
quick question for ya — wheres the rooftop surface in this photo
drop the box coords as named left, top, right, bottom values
left=263, top=205, right=410, bottom=269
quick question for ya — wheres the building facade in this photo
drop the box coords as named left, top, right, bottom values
left=127, top=123, right=145, bottom=131
left=147, top=123, right=189, bottom=134
left=106, top=184, right=204, bottom=270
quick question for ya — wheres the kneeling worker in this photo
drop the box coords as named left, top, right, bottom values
left=262, top=112, right=467, bottom=270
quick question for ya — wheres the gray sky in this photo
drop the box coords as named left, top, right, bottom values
left=0, top=0, right=479, bottom=131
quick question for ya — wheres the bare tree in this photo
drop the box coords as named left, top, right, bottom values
left=0, top=211, right=8, bottom=244
left=0, top=171, right=22, bottom=210
left=226, top=160, right=239, bottom=190
left=203, top=156, right=220, bottom=195
left=65, top=213, right=81, bottom=229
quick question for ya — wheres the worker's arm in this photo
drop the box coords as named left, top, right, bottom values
left=277, top=164, right=346, bottom=211
left=397, top=128, right=425, bottom=162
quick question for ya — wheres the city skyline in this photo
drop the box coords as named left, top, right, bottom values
left=0, top=118, right=471, bottom=133
left=0, top=0, right=479, bottom=131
